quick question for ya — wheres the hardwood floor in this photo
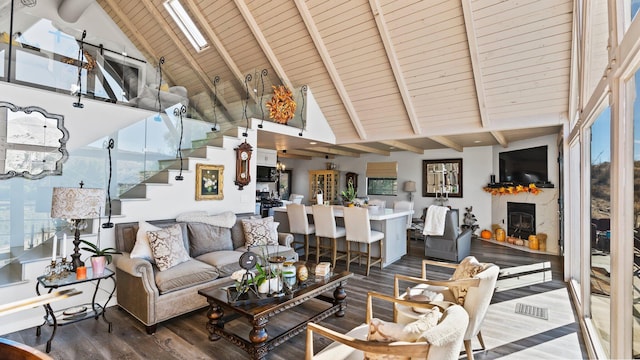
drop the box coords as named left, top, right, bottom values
left=3, top=238, right=587, bottom=359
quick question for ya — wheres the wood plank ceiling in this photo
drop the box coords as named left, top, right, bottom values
left=96, top=0, right=573, bottom=157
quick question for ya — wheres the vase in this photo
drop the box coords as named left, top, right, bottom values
left=258, top=278, right=283, bottom=294
left=91, top=256, right=107, bottom=276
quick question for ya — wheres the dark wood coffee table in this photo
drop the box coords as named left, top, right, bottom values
left=198, top=271, right=353, bottom=359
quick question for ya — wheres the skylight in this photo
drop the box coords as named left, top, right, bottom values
left=163, top=0, right=208, bottom=52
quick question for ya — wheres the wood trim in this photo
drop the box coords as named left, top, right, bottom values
left=293, top=0, right=368, bottom=140
left=307, top=146, right=360, bottom=157
left=368, top=0, right=421, bottom=135
left=277, top=152, right=312, bottom=160
left=285, top=149, right=335, bottom=158
left=428, top=136, right=463, bottom=152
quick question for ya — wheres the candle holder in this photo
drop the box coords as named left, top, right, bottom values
left=44, top=258, right=72, bottom=281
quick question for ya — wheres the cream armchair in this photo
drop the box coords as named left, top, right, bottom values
left=305, top=292, right=468, bottom=360
left=394, top=257, right=500, bottom=360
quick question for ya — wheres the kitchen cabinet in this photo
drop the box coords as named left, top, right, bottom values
left=309, top=170, right=340, bottom=204
left=256, top=148, right=277, bottom=167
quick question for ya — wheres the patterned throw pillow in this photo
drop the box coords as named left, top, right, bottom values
left=450, top=256, right=486, bottom=305
left=241, top=217, right=279, bottom=248
left=403, top=307, right=442, bottom=336
left=365, top=318, right=413, bottom=360
left=147, top=224, right=191, bottom=271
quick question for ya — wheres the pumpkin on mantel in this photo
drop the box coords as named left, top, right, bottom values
left=480, top=229, right=492, bottom=239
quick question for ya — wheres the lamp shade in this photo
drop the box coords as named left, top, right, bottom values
left=51, top=187, right=105, bottom=219
left=403, top=181, right=417, bottom=193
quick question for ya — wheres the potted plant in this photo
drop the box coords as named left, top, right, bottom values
left=341, top=180, right=357, bottom=206
left=80, top=239, right=121, bottom=276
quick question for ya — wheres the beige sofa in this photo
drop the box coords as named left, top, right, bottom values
left=113, top=213, right=296, bottom=334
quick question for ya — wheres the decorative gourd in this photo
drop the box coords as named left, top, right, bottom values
left=480, top=230, right=492, bottom=239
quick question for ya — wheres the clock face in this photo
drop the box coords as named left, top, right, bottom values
left=240, top=173, right=246, bottom=179
left=239, top=251, right=257, bottom=270
left=240, top=151, right=249, bottom=160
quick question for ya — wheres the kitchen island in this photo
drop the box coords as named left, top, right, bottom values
left=272, top=205, right=412, bottom=267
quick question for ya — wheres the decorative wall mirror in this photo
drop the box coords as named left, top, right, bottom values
left=422, top=158, right=463, bottom=198
left=0, top=101, right=69, bottom=180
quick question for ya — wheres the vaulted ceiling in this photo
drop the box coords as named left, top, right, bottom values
left=96, top=0, right=573, bottom=156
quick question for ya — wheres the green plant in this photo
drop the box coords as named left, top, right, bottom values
left=80, top=239, right=121, bottom=264
left=341, top=180, right=357, bottom=202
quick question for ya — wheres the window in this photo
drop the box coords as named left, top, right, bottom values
left=164, top=0, right=208, bottom=52
left=366, top=162, right=397, bottom=196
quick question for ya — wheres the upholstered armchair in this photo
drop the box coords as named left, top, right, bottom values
left=305, top=292, right=468, bottom=360
left=424, top=210, right=472, bottom=262
left=394, top=257, right=500, bottom=360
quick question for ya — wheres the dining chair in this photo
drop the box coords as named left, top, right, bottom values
left=311, top=205, right=347, bottom=268
left=393, top=257, right=500, bottom=360
left=367, top=199, right=386, bottom=209
left=343, top=206, right=383, bottom=276
left=393, top=200, right=415, bottom=253
left=306, top=292, right=468, bottom=360
left=286, top=203, right=315, bottom=260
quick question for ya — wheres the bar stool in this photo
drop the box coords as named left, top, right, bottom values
left=343, top=206, right=384, bottom=276
left=312, top=205, right=347, bottom=268
left=286, top=203, right=315, bottom=261
left=393, top=200, right=414, bottom=253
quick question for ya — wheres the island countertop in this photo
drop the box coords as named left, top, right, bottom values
left=271, top=205, right=412, bottom=221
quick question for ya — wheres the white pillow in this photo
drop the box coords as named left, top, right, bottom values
left=130, top=221, right=161, bottom=263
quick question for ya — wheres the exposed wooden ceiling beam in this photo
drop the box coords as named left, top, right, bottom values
left=460, top=0, right=507, bottom=147
left=341, top=144, right=391, bottom=156
left=429, top=136, right=463, bottom=152
left=368, top=0, right=421, bottom=135
left=233, top=0, right=292, bottom=90
left=277, top=152, right=311, bottom=160
left=307, top=147, right=361, bottom=157
left=183, top=0, right=259, bottom=104
left=379, top=140, right=424, bottom=154
left=285, top=149, right=335, bottom=158
left=101, top=0, right=176, bottom=86
left=293, top=0, right=367, bottom=140
left=491, top=131, right=508, bottom=148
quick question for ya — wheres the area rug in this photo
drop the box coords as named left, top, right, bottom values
left=515, top=303, right=549, bottom=320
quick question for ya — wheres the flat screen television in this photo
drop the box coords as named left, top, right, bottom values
left=498, top=145, right=548, bottom=185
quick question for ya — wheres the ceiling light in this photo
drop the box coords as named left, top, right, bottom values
left=310, top=142, right=317, bottom=145
left=474, top=140, right=482, bottom=143
left=164, top=0, right=208, bottom=52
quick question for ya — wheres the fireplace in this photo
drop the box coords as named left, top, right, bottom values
left=507, top=202, right=535, bottom=239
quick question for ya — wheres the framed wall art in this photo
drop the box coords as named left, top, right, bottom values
left=196, top=164, right=224, bottom=200
left=422, top=158, right=463, bottom=198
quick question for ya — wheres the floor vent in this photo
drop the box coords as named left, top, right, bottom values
left=514, top=303, right=548, bottom=320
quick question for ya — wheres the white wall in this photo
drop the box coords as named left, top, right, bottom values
left=283, top=146, right=494, bottom=232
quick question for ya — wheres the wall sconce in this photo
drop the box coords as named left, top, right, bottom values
left=403, top=181, right=416, bottom=202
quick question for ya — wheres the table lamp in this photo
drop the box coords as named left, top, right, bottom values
left=403, top=181, right=416, bottom=201
left=51, top=183, right=104, bottom=271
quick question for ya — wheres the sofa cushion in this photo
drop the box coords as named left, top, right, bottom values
left=187, top=223, right=233, bottom=257
left=241, top=217, right=279, bottom=247
left=154, top=259, right=219, bottom=294
left=196, top=251, right=243, bottom=277
left=147, top=224, right=191, bottom=271
left=130, top=221, right=161, bottom=263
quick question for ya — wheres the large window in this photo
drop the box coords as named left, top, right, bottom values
left=630, top=68, right=640, bottom=358
left=590, top=106, right=611, bottom=356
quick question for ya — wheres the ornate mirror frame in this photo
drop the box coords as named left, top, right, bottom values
left=0, top=101, right=69, bottom=180
left=422, top=158, right=463, bottom=198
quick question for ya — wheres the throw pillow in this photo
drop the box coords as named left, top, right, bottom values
left=241, top=217, right=278, bottom=248
left=403, top=307, right=442, bottom=336
left=147, top=224, right=191, bottom=271
left=365, top=318, right=413, bottom=360
left=450, top=256, right=486, bottom=305
left=410, top=289, right=445, bottom=313
left=130, top=221, right=161, bottom=263
left=187, top=222, right=233, bottom=257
